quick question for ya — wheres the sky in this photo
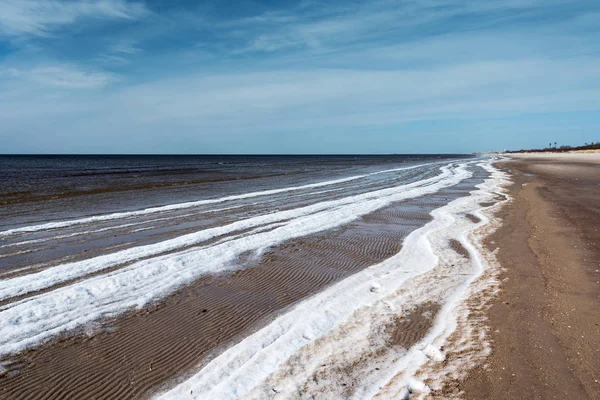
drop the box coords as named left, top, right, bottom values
left=0, top=0, right=599, bottom=154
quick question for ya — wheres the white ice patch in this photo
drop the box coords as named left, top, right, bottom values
left=407, top=378, right=430, bottom=394
left=370, top=283, right=381, bottom=293
left=0, top=163, right=458, bottom=302
left=0, top=161, right=449, bottom=238
left=0, top=162, right=473, bottom=357
left=0, top=361, right=8, bottom=376
left=420, top=344, right=445, bottom=362
left=154, top=159, right=509, bottom=400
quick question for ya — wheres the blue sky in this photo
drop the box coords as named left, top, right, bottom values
left=0, top=0, right=599, bottom=154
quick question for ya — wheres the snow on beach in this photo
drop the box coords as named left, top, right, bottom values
left=154, top=159, right=510, bottom=399
left=0, top=161, right=470, bottom=357
left=0, top=162, right=453, bottom=303
left=0, top=161, right=447, bottom=238
left=0, top=157, right=510, bottom=399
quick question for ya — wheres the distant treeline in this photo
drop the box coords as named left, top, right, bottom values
left=507, top=141, right=600, bottom=153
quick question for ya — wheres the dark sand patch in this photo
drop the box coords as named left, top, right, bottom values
left=299, top=302, right=441, bottom=399
left=387, top=302, right=441, bottom=348
left=465, top=213, right=481, bottom=224
left=0, top=199, right=434, bottom=400
left=449, top=239, right=470, bottom=259
left=0, top=170, right=488, bottom=400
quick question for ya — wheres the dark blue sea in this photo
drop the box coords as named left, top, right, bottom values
left=0, top=155, right=472, bottom=229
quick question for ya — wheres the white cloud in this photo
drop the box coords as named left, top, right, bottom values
left=3, top=64, right=117, bottom=88
left=230, top=0, right=568, bottom=54
left=97, top=54, right=130, bottom=65
left=117, top=58, right=600, bottom=123
left=1, top=55, right=598, bottom=153
left=110, top=40, right=142, bottom=54
left=3, top=56, right=599, bottom=124
left=0, top=0, right=148, bottom=37
left=0, top=0, right=598, bottom=153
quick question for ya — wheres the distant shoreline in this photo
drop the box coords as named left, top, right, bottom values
left=503, top=141, right=600, bottom=154
left=505, top=149, right=600, bottom=154
left=0, top=153, right=475, bottom=157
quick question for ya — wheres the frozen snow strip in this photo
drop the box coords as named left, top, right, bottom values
left=361, top=164, right=511, bottom=398
left=0, top=204, right=250, bottom=251
left=0, top=163, right=471, bottom=357
left=246, top=160, right=511, bottom=399
left=287, top=165, right=441, bottom=201
left=0, top=164, right=450, bottom=299
left=0, top=160, right=451, bottom=238
left=153, top=160, right=503, bottom=400
left=0, top=162, right=457, bottom=302
left=0, top=250, right=35, bottom=259
left=0, top=222, right=143, bottom=250
left=0, top=220, right=288, bottom=311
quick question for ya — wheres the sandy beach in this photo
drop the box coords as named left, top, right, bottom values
left=460, top=153, right=600, bottom=399
left=0, top=156, right=499, bottom=399
left=2, top=0, right=598, bottom=397
left=0, top=153, right=597, bottom=399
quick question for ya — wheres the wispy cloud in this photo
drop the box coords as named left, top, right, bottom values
left=110, top=39, right=142, bottom=54
left=0, top=0, right=598, bottom=153
left=3, top=56, right=598, bottom=127
left=96, top=39, right=142, bottom=65
left=106, top=57, right=600, bottom=123
left=0, top=0, right=148, bottom=37
left=226, top=0, right=574, bottom=54
left=96, top=54, right=130, bottom=65
left=3, top=64, right=117, bottom=88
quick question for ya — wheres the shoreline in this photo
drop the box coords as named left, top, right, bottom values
left=153, top=160, right=508, bottom=399
left=0, top=159, right=485, bottom=399
left=1, top=154, right=597, bottom=398
left=459, top=154, right=600, bottom=399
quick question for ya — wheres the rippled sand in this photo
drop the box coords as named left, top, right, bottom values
left=0, top=156, right=509, bottom=399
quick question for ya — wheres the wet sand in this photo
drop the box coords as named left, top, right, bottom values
left=460, top=155, right=600, bottom=399
left=0, top=170, right=485, bottom=400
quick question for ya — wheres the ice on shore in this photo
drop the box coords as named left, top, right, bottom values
left=0, top=162, right=471, bottom=357
left=0, top=161, right=443, bottom=238
left=155, top=159, right=511, bottom=399
left=420, top=344, right=445, bottom=362
left=0, top=157, right=512, bottom=399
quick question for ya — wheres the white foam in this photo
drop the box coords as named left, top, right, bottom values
left=154, top=159, right=508, bottom=400
left=0, top=162, right=472, bottom=357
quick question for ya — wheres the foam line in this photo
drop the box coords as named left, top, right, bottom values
left=153, top=159, right=507, bottom=400
left=0, top=161, right=451, bottom=238
left=0, top=163, right=471, bottom=357
left=0, top=163, right=454, bottom=302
